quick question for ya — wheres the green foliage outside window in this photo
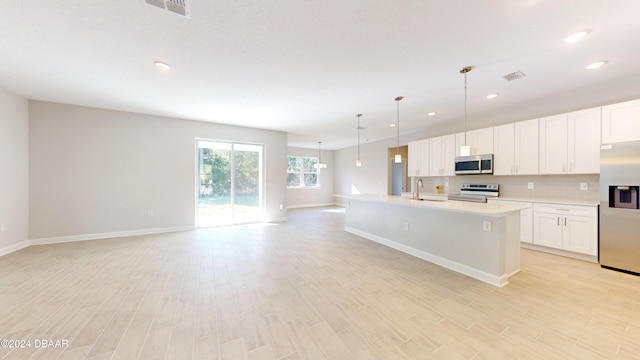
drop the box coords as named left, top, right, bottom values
left=287, top=156, right=319, bottom=188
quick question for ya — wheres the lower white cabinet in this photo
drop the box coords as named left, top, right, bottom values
left=532, top=203, right=597, bottom=256
left=488, top=200, right=597, bottom=257
left=520, top=207, right=533, bottom=244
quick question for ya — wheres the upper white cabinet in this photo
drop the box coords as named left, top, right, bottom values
left=465, top=128, right=494, bottom=155
left=429, top=134, right=456, bottom=176
left=602, top=99, right=640, bottom=144
left=539, top=114, right=568, bottom=174
left=493, top=124, right=515, bottom=175
left=455, top=128, right=493, bottom=156
left=493, top=119, right=539, bottom=175
left=539, top=108, right=600, bottom=174
left=408, top=139, right=429, bottom=177
left=568, top=108, right=601, bottom=174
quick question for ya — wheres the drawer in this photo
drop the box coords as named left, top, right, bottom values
left=533, top=203, right=597, bottom=217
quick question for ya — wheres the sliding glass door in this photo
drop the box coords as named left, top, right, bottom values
left=197, top=140, right=263, bottom=227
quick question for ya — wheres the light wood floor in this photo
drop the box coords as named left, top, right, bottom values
left=1, top=207, right=639, bottom=359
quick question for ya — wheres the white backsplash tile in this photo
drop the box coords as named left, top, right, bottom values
left=412, top=174, right=599, bottom=202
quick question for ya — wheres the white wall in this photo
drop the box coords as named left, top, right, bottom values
left=0, top=88, right=29, bottom=254
left=29, top=101, right=288, bottom=240
left=334, top=134, right=423, bottom=205
left=286, top=147, right=334, bottom=208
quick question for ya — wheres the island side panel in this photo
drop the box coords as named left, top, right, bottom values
left=502, top=211, right=521, bottom=277
left=344, top=198, right=520, bottom=286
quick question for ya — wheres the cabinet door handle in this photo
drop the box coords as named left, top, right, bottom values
left=557, top=217, right=560, bottom=226
left=515, top=165, right=519, bottom=173
left=564, top=217, right=567, bottom=227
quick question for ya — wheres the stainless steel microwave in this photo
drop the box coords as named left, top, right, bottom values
left=454, top=154, right=494, bottom=175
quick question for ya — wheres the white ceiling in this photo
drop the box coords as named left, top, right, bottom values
left=2, top=1, right=640, bottom=150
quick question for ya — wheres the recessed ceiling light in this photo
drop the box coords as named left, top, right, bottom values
left=564, top=30, right=590, bottom=43
left=154, top=61, right=171, bottom=71
left=486, top=93, right=499, bottom=99
left=389, top=123, right=396, bottom=128
left=585, top=60, right=607, bottom=70
left=428, top=112, right=437, bottom=116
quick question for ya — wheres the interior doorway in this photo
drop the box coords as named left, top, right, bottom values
left=388, top=145, right=408, bottom=195
left=197, top=140, right=264, bottom=227
left=391, top=159, right=404, bottom=195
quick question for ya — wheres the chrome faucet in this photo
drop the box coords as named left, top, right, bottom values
left=415, top=178, right=424, bottom=200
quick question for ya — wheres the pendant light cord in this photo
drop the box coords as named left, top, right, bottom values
left=357, top=114, right=361, bottom=160
left=460, top=66, right=473, bottom=147
left=464, top=71, right=467, bottom=146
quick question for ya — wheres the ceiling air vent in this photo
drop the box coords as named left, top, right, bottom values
left=146, top=0, right=165, bottom=9
left=166, top=0, right=188, bottom=16
left=503, top=70, right=526, bottom=81
left=145, top=0, right=190, bottom=17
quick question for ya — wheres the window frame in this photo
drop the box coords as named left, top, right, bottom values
left=287, top=155, right=320, bottom=188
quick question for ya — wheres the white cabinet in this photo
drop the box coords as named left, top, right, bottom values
left=493, top=124, right=515, bottom=175
left=463, top=128, right=494, bottom=155
left=520, top=207, right=534, bottom=244
left=408, top=139, right=429, bottom=177
left=493, top=119, right=539, bottom=175
left=533, top=212, right=564, bottom=248
left=539, top=114, right=568, bottom=174
left=532, top=203, right=597, bottom=256
left=602, top=99, right=640, bottom=144
left=563, top=215, right=597, bottom=255
left=515, top=120, right=540, bottom=175
left=487, top=200, right=533, bottom=243
left=568, top=108, right=601, bottom=174
left=539, top=108, right=600, bottom=174
left=429, top=134, right=456, bottom=176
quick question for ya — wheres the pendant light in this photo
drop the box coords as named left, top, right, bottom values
left=356, top=113, right=363, bottom=167
left=314, top=141, right=327, bottom=169
left=459, top=66, right=473, bottom=156
left=394, top=96, right=403, bottom=163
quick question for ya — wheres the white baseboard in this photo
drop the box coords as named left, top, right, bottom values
left=0, top=240, right=30, bottom=257
left=521, top=242, right=598, bottom=263
left=29, top=226, right=195, bottom=246
left=265, top=216, right=288, bottom=223
left=345, top=226, right=509, bottom=287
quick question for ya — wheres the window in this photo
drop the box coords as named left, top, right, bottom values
left=287, top=156, right=319, bottom=188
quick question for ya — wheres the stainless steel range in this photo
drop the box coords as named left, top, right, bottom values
left=448, top=183, right=499, bottom=203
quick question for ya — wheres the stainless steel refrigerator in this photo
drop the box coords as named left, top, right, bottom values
left=600, top=141, right=640, bottom=275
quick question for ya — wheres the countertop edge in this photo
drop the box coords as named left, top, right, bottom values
left=334, top=194, right=528, bottom=216
left=488, top=196, right=599, bottom=207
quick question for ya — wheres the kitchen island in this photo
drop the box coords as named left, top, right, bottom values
left=338, top=194, right=528, bottom=287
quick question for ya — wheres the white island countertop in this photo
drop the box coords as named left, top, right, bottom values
left=335, top=194, right=529, bottom=217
